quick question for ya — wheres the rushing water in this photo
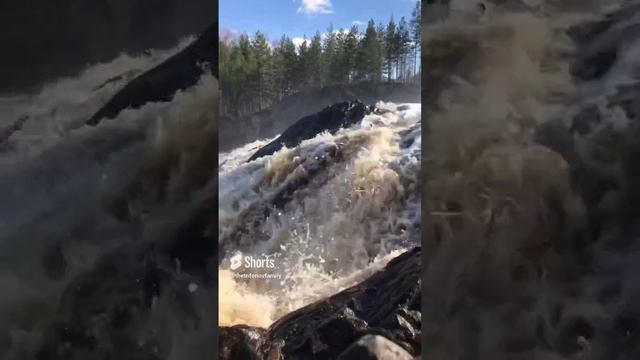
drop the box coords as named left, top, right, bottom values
left=7, top=0, right=640, bottom=357
left=0, top=35, right=218, bottom=359
left=218, top=102, right=421, bottom=327
left=423, top=0, right=640, bottom=358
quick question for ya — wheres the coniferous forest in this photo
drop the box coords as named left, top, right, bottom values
left=219, top=2, right=421, bottom=117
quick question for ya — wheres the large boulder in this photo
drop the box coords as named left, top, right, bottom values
left=247, top=100, right=375, bottom=162
left=218, top=247, right=422, bottom=359
left=219, top=325, right=265, bottom=360
left=86, top=22, right=217, bottom=126
left=219, top=82, right=419, bottom=151
left=218, top=248, right=421, bottom=359
left=337, top=335, right=414, bottom=360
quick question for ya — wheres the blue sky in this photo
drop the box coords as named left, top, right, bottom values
left=220, top=0, right=419, bottom=44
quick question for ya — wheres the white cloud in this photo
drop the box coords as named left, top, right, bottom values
left=286, top=29, right=357, bottom=50
left=352, top=20, right=365, bottom=26
left=297, top=0, right=333, bottom=15
left=220, top=27, right=240, bottom=42
left=292, top=37, right=309, bottom=48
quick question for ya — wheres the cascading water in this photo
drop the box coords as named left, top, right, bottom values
left=218, top=102, right=421, bottom=328
left=0, top=35, right=218, bottom=359
left=423, top=0, right=640, bottom=358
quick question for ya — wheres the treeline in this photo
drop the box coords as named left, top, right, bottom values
left=219, top=2, right=421, bottom=117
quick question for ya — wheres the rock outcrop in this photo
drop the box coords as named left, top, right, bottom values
left=337, top=335, right=414, bottom=360
left=247, top=100, right=375, bottom=162
left=219, top=247, right=421, bottom=359
left=86, top=22, right=217, bottom=126
left=219, top=82, right=419, bottom=151
left=1, top=0, right=215, bottom=93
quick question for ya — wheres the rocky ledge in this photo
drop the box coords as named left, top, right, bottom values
left=219, top=247, right=422, bottom=360
left=246, top=100, right=376, bottom=162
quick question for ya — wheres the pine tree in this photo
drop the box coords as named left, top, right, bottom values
left=296, top=37, right=310, bottom=90
left=356, top=19, right=382, bottom=82
left=220, top=10, right=417, bottom=117
left=274, top=35, right=297, bottom=98
left=219, top=40, right=231, bottom=113
left=343, top=25, right=360, bottom=82
left=409, top=1, right=421, bottom=80
left=224, top=35, right=254, bottom=116
left=376, top=21, right=387, bottom=81
left=333, top=28, right=348, bottom=83
left=250, top=31, right=273, bottom=110
left=322, top=24, right=338, bottom=85
left=384, top=17, right=397, bottom=82
left=308, top=32, right=323, bottom=88
left=397, top=17, right=411, bottom=81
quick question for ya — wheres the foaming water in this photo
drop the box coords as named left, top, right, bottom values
left=0, top=36, right=194, bottom=164
left=424, top=0, right=640, bottom=358
left=0, top=36, right=217, bottom=358
left=219, top=102, right=421, bottom=327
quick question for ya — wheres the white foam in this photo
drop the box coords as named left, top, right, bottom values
left=218, top=103, right=421, bottom=326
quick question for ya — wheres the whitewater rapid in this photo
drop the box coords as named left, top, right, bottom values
left=423, top=0, right=640, bottom=359
left=218, top=102, right=421, bottom=327
left=0, top=35, right=218, bottom=359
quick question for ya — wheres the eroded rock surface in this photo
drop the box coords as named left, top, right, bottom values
left=247, top=100, right=375, bottom=162
left=86, top=22, right=217, bottom=126
left=219, top=248, right=421, bottom=360
left=337, top=335, right=414, bottom=360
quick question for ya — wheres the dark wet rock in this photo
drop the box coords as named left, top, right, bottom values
left=219, top=325, right=266, bottom=360
left=217, top=249, right=421, bottom=360
left=219, top=82, right=419, bottom=151
left=337, top=335, right=414, bottom=360
left=247, top=100, right=375, bottom=162
left=379, top=312, right=421, bottom=350
left=257, top=248, right=421, bottom=359
left=220, top=142, right=347, bottom=258
left=398, top=124, right=420, bottom=151
left=400, top=137, right=415, bottom=150
left=315, top=307, right=370, bottom=352
left=86, top=22, right=217, bottom=126
left=1, top=0, right=215, bottom=93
